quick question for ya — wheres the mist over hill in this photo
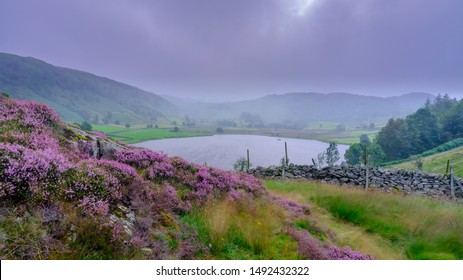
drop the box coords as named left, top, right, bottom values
left=167, top=92, right=434, bottom=127
left=1, top=53, right=432, bottom=128
left=0, top=53, right=178, bottom=123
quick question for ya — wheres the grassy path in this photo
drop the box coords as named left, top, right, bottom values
left=267, top=182, right=405, bottom=259
left=265, top=179, right=463, bottom=260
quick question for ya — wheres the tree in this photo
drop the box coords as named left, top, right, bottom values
left=79, top=121, right=92, bottom=131
left=360, top=134, right=371, bottom=145
left=92, top=114, right=99, bottom=124
left=102, top=112, right=112, bottom=124
left=405, top=108, right=440, bottom=154
left=216, top=127, right=224, bottom=133
left=429, top=93, right=457, bottom=117
left=325, top=142, right=340, bottom=166
left=233, top=157, right=251, bottom=172
left=411, top=155, right=424, bottom=171
left=280, top=157, right=290, bottom=166
left=315, top=152, right=325, bottom=169
left=172, top=127, right=179, bottom=132
left=376, top=118, right=412, bottom=161
left=125, top=123, right=131, bottom=128
left=344, top=139, right=384, bottom=166
left=240, top=112, right=264, bottom=128
left=115, top=120, right=121, bottom=125
left=442, top=100, right=463, bottom=140
left=368, top=123, right=375, bottom=130
left=344, top=143, right=363, bottom=165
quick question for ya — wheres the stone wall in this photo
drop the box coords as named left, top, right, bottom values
left=249, top=164, right=463, bottom=200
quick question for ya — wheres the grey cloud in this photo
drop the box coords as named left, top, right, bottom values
left=0, top=0, right=462, bottom=100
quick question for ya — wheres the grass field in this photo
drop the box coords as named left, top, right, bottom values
left=181, top=198, right=300, bottom=260
left=392, top=147, right=463, bottom=177
left=91, top=124, right=212, bottom=144
left=90, top=122, right=380, bottom=145
left=266, top=179, right=463, bottom=260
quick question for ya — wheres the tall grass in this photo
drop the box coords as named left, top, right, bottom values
left=181, top=198, right=300, bottom=260
left=266, top=180, right=463, bottom=260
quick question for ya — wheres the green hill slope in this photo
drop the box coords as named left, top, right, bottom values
left=392, top=146, right=463, bottom=177
left=0, top=53, right=178, bottom=123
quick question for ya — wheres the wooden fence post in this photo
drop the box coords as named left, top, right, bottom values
left=246, top=149, right=250, bottom=172
left=364, top=145, right=369, bottom=190
left=450, top=166, right=455, bottom=199
left=285, top=142, right=288, bottom=166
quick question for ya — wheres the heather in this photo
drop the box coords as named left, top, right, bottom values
left=267, top=179, right=463, bottom=260
left=0, top=98, right=372, bottom=260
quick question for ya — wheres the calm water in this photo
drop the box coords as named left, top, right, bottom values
left=135, top=134, right=349, bottom=170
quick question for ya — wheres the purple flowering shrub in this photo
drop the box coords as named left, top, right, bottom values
left=63, top=159, right=128, bottom=216
left=279, top=198, right=310, bottom=215
left=93, top=131, right=108, bottom=139
left=0, top=99, right=61, bottom=131
left=286, top=227, right=374, bottom=260
left=114, top=149, right=174, bottom=179
left=0, top=142, right=70, bottom=201
left=0, top=99, right=61, bottom=149
left=169, top=157, right=266, bottom=203
left=286, top=227, right=329, bottom=260
left=0, top=98, right=375, bottom=260
left=327, top=246, right=374, bottom=260
left=114, top=152, right=266, bottom=204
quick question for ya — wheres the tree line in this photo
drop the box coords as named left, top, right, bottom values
left=345, top=93, right=462, bottom=165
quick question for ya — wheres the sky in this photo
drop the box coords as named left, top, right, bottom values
left=1, top=0, right=462, bottom=101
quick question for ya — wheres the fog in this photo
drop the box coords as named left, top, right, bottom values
left=1, top=0, right=462, bottom=101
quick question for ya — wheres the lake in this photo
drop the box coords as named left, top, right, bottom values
left=135, top=134, right=349, bottom=170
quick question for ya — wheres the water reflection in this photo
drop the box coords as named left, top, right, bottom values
left=135, top=134, right=349, bottom=170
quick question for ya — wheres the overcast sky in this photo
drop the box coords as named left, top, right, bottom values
left=1, top=0, right=462, bottom=101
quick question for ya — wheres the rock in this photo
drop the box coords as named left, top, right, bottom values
left=109, top=204, right=136, bottom=237
left=141, top=248, right=152, bottom=254
left=248, top=164, right=461, bottom=200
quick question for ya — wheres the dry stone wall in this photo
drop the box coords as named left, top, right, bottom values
left=249, top=164, right=463, bottom=200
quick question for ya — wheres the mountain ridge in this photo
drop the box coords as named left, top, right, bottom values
left=168, top=91, right=434, bottom=125
left=1, top=52, right=433, bottom=126
left=0, top=52, right=178, bottom=123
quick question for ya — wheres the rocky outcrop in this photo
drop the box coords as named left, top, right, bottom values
left=250, top=164, right=463, bottom=200
left=64, top=125, right=126, bottom=159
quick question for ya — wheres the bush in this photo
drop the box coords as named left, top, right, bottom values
left=0, top=143, right=69, bottom=202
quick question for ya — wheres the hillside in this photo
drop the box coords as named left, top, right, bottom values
left=392, top=146, right=463, bottom=177
left=0, top=53, right=178, bottom=123
left=0, top=97, right=373, bottom=260
left=169, top=92, right=434, bottom=126
left=1, top=53, right=432, bottom=130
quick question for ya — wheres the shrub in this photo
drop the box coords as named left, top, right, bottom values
left=64, top=159, right=127, bottom=216
left=286, top=227, right=329, bottom=260
left=114, top=149, right=174, bottom=179
left=327, top=246, right=374, bottom=260
left=0, top=143, right=70, bottom=202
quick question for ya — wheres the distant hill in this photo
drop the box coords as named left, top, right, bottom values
left=0, top=52, right=433, bottom=127
left=0, top=53, right=178, bottom=123
left=168, top=92, right=434, bottom=126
